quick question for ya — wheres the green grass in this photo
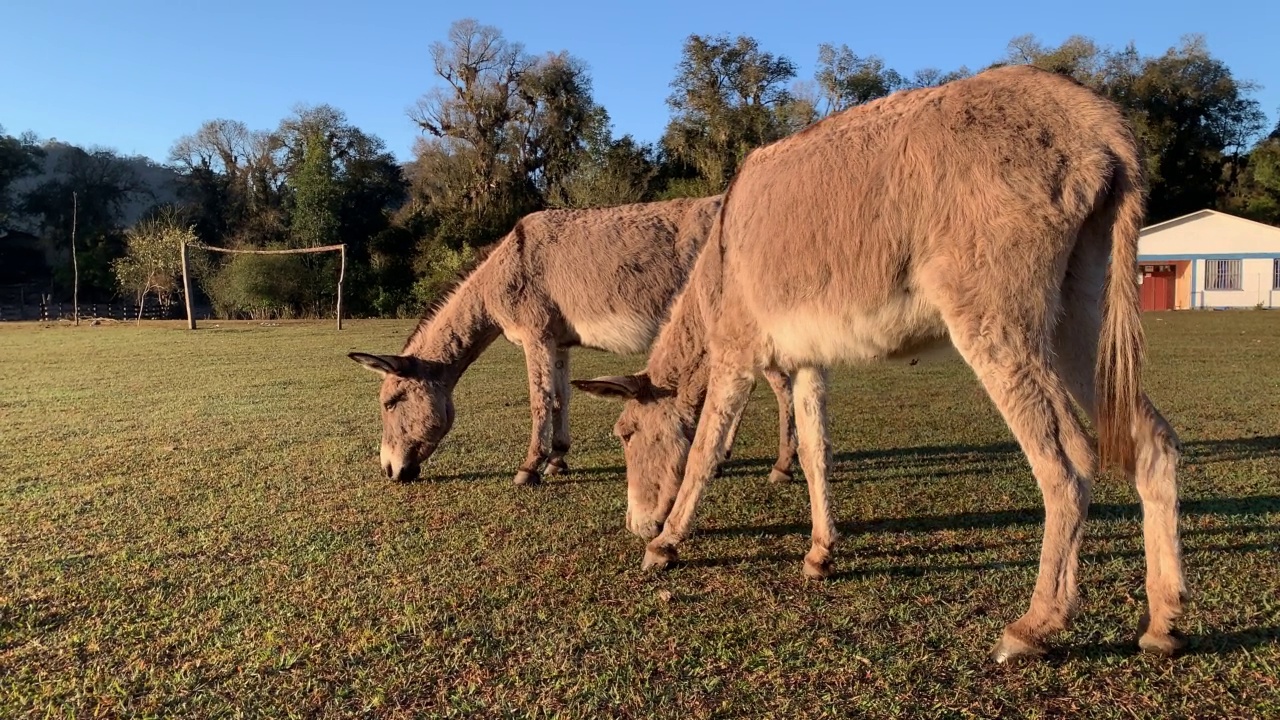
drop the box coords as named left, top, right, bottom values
left=1, top=312, right=1277, bottom=719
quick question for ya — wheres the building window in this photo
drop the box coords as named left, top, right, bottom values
left=1274, top=259, right=1280, bottom=290
left=1205, top=259, right=1242, bottom=291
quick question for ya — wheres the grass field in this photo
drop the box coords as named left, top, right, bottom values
left=1, top=312, right=1278, bottom=718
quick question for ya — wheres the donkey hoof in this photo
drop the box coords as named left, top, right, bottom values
left=642, top=544, right=678, bottom=572
left=768, top=467, right=794, bottom=484
left=802, top=549, right=833, bottom=580
left=1138, top=630, right=1187, bottom=656
left=545, top=457, right=569, bottom=476
left=989, top=630, right=1047, bottom=664
left=513, top=469, right=541, bottom=486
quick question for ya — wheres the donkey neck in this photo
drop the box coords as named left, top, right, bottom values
left=402, top=275, right=502, bottom=387
left=646, top=289, right=712, bottom=421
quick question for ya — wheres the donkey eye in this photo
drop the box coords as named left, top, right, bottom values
left=383, top=393, right=405, bottom=410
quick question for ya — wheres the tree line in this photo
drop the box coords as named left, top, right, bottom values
left=2, top=20, right=1277, bottom=320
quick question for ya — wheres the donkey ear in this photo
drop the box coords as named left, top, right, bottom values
left=348, top=352, right=412, bottom=377
left=571, top=375, right=646, bottom=400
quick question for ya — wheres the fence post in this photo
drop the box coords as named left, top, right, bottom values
left=336, top=244, right=346, bottom=330
left=181, top=242, right=196, bottom=330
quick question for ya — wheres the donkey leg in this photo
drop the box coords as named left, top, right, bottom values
left=945, top=322, right=1093, bottom=662
left=713, top=376, right=754, bottom=477
left=1058, top=363, right=1188, bottom=653
left=1052, top=251, right=1187, bottom=654
left=1130, top=397, right=1187, bottom=654
left=546, top=347, right=572, bottom=476
left=643, top=360, right=756, bottom=571
left=792, top=367, right=838, bottom=579
left=515, top=339, right=557, bottom=486
left=763, top=367, right=798, bottom=484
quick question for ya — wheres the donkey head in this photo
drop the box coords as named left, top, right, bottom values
left=572, top=373, right=694, bottom=540
left=348, top=352, right=455, bottom=482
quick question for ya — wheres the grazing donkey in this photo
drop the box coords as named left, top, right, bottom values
left=348, top=196, right=798, bottom=492
left=575, top=65, right=1186, bottom=662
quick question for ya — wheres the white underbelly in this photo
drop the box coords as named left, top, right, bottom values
left=762, top=295, right=951, bottom=367
left=569, top=314, right=660, bottom=355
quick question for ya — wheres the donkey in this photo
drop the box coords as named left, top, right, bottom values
left=574, top=65, right=1186, bottom=662
left=348, top=196, right=798, bottom=490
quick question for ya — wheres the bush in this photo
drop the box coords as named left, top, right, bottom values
left=409, top=242, right=479, bottom=315
left=205, top=253, right=310, bottom=319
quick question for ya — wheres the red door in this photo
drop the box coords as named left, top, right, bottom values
left=1139, top=266, right=1176, bottom=311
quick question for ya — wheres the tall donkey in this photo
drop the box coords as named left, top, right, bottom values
left=348, top=196, right=798, bottom=490
left=576, top=65, right=1186, bottom=661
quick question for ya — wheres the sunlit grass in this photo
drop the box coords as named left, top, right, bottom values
left=1, top=312, right=1277, bottom=718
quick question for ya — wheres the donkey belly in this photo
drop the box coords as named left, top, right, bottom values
left=565, top=313, right=661, bottom=355
left=762, top=293, right=951, bottom=368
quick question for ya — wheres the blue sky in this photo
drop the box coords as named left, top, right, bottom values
left=3, top=0, right=1276, bottom=164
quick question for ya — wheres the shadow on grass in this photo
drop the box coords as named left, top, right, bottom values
left=674, top=448, right=1280, bottom=656
left=0, top=607, right=70, bottom=649
left=670, top=537, right=1280, bottom=658
left=408, top=465, right=630, bottom=485
left=1048, top=625, right=1280, bottom=662
left=675, top=538, right=1278, bottom=576
left=404, top=434, right=1280, bottom=487
left=716, top=433, right=1280, bottom=482
left=699, top=494, right=1280, bottom=540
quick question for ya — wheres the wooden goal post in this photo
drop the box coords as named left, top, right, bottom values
left=180, top=242, right=347, bottom=330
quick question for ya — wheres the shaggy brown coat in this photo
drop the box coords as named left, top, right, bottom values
left=348, top=196, right=797, bottom=489
left=578, top=65, right=1186, bottom=661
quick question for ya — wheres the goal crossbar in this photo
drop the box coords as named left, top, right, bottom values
left=180, top=242, right=348, bottom=330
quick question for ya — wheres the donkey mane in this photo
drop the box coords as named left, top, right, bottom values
left=400, top=238, right=502, bottom=354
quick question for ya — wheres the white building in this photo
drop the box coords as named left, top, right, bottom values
left=1137, top=209, right=1280, bottom=310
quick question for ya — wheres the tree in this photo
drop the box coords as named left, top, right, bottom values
left=519, top=51, right=600, bottom=204
left=403, top=16, right=603, bottom=302
left=0, top=125, right=44, bottom=231
left=904, top=66, right=974, bottom=89
left=814, top=43, right=905, bottom=115
left=410, top=241, right=480, bottom=312
left=205, top=252, right=309, bottom=320
left=409, top=18, right=534, bottom=227
left=111, top=206, right=198, bottom=318
left=1002, top=34, right=1109, bottom=86
left=170, top=106, right=408, bottom=317
left=22, top=145, right=149, bottom=299
left=557, top=107, right=658, bottom=208
left=1224, top=119, right=1280, bottom=225
left=169, top=119, right=285, bottom=247
left=999, top=33, right=1267, bottom=223
left=289, top=128, right=340, bottom=249
left=408, top=19, right=599, bottom=221
left=281, top=105, right=409, bottom=315
left=1121, top=35, right=1266, bottom=221
left=661, top=33, right=800, bottom=193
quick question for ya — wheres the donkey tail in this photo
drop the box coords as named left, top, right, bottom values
left=1095, top=146, right=1147, bottom=474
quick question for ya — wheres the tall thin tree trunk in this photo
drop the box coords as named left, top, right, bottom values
left=71, top=192, right=79, bottom=326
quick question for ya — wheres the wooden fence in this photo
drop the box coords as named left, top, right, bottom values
left=0, top=301, right=212, bottom=322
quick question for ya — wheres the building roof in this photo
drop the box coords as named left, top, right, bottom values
left=1138, top=209, right=1280, bottom=259
left=1141, top=209, right=1280, bottom=236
